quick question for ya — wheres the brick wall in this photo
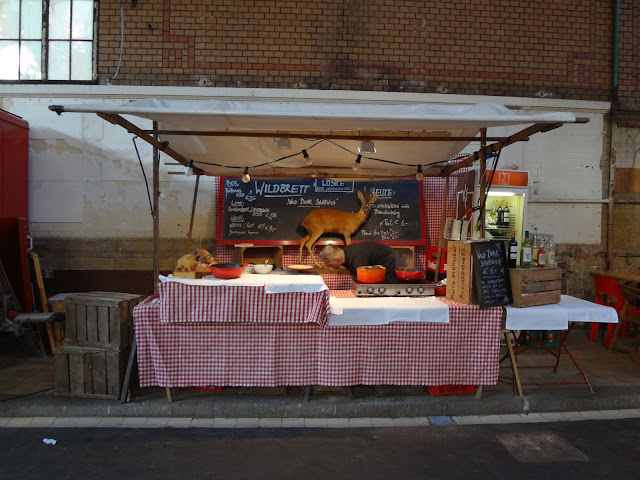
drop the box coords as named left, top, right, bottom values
left=96, top=0, right=637, bottom=110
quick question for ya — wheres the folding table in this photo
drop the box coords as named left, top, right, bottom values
left=502, top=295, right=618, bottom=395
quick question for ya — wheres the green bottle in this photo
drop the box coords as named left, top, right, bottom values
left=521, top=230, right=532, bottom=268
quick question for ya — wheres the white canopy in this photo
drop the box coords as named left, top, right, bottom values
left=51, top=98, right=581, bottom=179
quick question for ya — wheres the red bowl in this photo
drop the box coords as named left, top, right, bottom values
left=395, top=267, right=426, bottom=282
left=435, top=286, right=447, bottom=296
left=209, top=263, right=246, bottom=279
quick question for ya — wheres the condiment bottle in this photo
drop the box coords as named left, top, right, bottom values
left=537, top=240, right=546, bottom=268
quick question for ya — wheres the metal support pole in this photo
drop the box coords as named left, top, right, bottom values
left=186, top=174, right=201, bottom=253
left=152, top=122, right=160, bottom=294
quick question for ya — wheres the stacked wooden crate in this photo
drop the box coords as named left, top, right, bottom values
left=55, top=292, right=144, bottom=399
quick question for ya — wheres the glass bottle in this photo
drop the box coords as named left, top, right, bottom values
left=546, top=238, right=556, bottom=267
left=521, top=230, right=532, bottom=268
left=503, top=201, right=510, bottom=227
left=508, top=229, right=518, bottom=268
left=496, top=201, right=504, bottom=228
left=537, top=240, right=546, bottom=268
left=531, top=227, right=539, bottom=267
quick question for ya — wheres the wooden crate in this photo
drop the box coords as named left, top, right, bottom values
left=64, top=292, right=144, bottom=347
left=55, top=342, right=128, bottom=399
left=509, top=267, right=562, bottom=307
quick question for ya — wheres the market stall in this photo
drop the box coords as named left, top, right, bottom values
left=50, top=97, right=587, bottom=396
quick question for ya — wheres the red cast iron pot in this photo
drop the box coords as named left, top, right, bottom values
left=357, top=266, right=387, bottom=284
left=209, top=263, right=246, bottom=279
left=395, top=267, right=426, bottom=282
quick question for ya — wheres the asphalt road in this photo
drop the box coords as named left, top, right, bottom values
left=2, top=418, right=639, bottom=479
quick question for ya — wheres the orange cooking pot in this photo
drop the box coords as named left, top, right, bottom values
left=356, top=265, right=386, bottom=284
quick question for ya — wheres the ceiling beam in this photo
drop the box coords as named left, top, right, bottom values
left=141, top=129, right=510, bottom=142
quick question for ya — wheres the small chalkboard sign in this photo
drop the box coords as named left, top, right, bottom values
left=471, top=240, right=513, bottom=308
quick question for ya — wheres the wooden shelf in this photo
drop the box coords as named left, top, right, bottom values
left=234, top=245, right=283, bottom=267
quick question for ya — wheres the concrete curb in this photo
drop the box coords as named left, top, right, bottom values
left=2, top=385, right=640, bottom=419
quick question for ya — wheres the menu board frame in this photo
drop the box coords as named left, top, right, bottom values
left=217, top=177, right=426, bottom=246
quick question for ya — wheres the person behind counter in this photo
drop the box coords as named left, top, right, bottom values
left=319, top=241, right=406, bottom=283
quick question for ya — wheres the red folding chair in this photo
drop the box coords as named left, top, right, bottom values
left=591, top=275, right=627, bottom=346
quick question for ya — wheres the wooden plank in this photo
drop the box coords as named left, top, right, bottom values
left=86, top=305, right=98, bottom=342
left=110, top=305, right=121, bottom=346
left=511, top=290, right=561, bottom=308
left=65, top=303, right=77, bottom=341
left=83, top=351, right=93, bottom=395
left=521, top=279, right=563, bottom=294
left=69, top=352, right=85, bottom=395
left=92, top=350, right=107, bottom=396
left=54, top=350, right=70, bottom=394
left=67, top=294, right=131, bottom=307
left=511, top=267, right=562, bottom=283
left=76, top=304, right=87, bottom=341
left=97, top=306, right=110, bottom=343
left=107, top=349, right=122, bottom=398
left=29, top=252, right=57, bottom=353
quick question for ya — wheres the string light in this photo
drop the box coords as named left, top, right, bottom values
left=352, top=154, right=362, bottom=171
left=242, top=166, right=251, bottom=183
left=184, top=159, right=194, bottom=177
left=415, top=165, right=424, bottom=181
left=302, top=149, right=312, bottom=166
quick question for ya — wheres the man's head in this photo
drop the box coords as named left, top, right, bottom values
left=319, top=245, right=345, bottom=270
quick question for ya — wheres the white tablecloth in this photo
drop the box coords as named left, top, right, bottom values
left=328, top=295, right=449, bottom=326
left=159, top=273, right=328, bottom=293
left=504, top=294, right=618, bottom=330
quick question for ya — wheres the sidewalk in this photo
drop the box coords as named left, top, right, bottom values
left=1, top=325, right=640, bottom=419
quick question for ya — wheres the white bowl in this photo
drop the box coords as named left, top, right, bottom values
left=253, top=264, right=274, bottom=274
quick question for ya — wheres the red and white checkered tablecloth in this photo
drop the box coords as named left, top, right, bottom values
left=134, top=291, right=502, bottom=388
left=157, top=281, right=331, bottom=328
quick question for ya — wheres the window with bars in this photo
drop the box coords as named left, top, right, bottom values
left=0, top=0, right=95, bottom=81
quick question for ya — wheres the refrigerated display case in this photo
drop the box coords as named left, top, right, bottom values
left=482, top=170, right=529, bottom=266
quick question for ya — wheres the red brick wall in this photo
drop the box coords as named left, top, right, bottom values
left=97, top=0, right=634, bottom=109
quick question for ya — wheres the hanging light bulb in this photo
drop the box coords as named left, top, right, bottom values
left=242, top=166, right=251, bottom=183
left=302, top=149, right=312, bottom=166
left=415, top=164, right=424, bottom=181
left=352, top=154, right=362, bottom=171
left=184, top=159, right=194, bottom=177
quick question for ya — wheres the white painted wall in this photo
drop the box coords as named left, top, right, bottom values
left=0, top=86, right=610, bottom=245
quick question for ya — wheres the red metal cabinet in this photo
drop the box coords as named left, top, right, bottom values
left=0, top=109, right=31, bottom=311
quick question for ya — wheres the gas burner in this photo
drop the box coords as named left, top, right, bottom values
left=353, top=281, right=435, bottom=297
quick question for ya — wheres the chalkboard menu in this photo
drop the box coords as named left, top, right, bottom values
left=471, top=241, right=513, bottom=308
left=218, top=177, right=425, bottom=245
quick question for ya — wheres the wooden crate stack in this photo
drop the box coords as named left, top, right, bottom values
left=55, top=292, right=144, bottom=399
